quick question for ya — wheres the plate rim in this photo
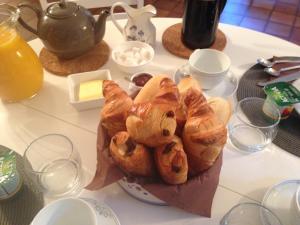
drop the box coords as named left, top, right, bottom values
left=81, top=197, right=121, bottom=225
left=262, top=179, right=300, bottom=225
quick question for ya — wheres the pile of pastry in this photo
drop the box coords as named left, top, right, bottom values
left=100, top=75, right=231, bottom=185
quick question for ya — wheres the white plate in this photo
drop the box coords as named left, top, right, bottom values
left=262, top=180, right=300, bottom=225
left=81, top=198, right=121, bottom=225
left=292, top=79, right=300, bottom=115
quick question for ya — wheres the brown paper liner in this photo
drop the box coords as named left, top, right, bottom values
left=86, top=123, right=223, bottom=217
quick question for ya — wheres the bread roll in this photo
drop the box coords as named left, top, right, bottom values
left=110, top=131, right=155, bottom=177
left=154, top=136, right=188, bottom=184
left=208, top=97, right=232, bottom=125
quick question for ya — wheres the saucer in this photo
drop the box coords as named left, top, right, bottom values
left=81, top=198, right=121, bottom=225
left=204, top=71, right=238, bottom=99
left=262, top=180, right=300, bottom=225
left=292, top=79, right=300, bottom=115
left=173, top=69, right=238, bottom=100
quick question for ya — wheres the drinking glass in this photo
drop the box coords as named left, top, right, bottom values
left=228, top=97, right=281, bottom=152
left=24, top=134, right=84, bottom=198
left=220, top=202, right=282, bottom=225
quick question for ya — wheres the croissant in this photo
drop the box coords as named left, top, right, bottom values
left=176, top=76, right=201, bottom=134
left=182, top=88, right=227, bottom=174
left=110, top=131, right=155, bottom=177
left=154, top=136, right=188, bottom=184
left=101, top=80, right=133, bottom=137
left=126, top=77, right=179, bottom=147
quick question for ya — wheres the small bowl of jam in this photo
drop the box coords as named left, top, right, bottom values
left=129, top=72, right=153, bottom=93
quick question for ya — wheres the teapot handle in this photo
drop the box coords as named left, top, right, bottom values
left=110, top=2, right=128, bottom=34
left=17, top=3, right=41, bottom=36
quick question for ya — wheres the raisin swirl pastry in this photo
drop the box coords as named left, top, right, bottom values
left=154, top=136, right=188, bottom=184
left=109, top=131, right=155, bottom=177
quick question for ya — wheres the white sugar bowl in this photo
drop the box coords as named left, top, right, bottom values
left=112, top=41, right=154, bottom=74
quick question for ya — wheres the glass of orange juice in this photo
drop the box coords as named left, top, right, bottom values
left=0, top=4, right=43, bottom=102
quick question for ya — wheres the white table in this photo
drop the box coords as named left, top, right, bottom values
left=1, top=18, right=300, bottom=225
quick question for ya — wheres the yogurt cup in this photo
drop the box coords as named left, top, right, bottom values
left=263, top=82, right=300, bottom=119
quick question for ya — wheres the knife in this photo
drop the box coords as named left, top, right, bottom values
left=257, top=71, right=300, bottom=87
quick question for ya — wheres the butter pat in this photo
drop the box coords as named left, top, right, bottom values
left=78, top=80, right=103, bottom=101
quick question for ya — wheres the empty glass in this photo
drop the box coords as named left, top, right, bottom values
left=220, top=202, right=282, bottom=225
left=24, top=134, right=84, bottom=198
left=228, top=97, right=281, bottom=152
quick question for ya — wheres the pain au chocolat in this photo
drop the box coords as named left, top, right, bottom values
left=109, top=131, right=155, bottom=177
left=126, top=76, right=179, bottom=147
left=154, top=136, right=188, bottom=184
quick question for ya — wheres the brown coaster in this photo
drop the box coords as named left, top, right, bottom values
left=39, top=41, right=110, bottom=76
left=162, top=23, right=227, bottom=59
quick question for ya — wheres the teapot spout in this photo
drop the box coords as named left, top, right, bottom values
left=95, top=10, right=110, bottom=44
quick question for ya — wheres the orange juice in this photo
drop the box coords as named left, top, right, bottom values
left=0, top=25, right=43, bottom=102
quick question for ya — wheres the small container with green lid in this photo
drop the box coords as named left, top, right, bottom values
left=0, top=146, right=22, bottom=200
left=263, top=82, right=300, bottom=119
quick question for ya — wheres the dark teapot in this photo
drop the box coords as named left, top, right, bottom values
left=18, top=0, right=110, bottom=59
left=182, top=0, right=227, bottom=49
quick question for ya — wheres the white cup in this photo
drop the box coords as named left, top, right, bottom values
left=176, top=49, right=231, bottom=89
left=31, top=198, right=97, bottom=225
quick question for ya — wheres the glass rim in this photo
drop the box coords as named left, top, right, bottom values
left=0, top=3, right=19, bottom=27
left=235, top=97, right=281, bottom=129
left=23, top=133, right=74, bottom=174
left=221, top=202, right=283, bottom=225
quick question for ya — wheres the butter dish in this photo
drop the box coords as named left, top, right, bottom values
left=67, top=69, right=111, bottom=111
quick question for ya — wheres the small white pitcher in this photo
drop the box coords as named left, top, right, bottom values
left=110, top=2, right=157, bottom=47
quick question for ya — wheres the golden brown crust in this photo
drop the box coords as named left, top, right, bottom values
left=109, top=131, right=155, bottom=177
left=126, top=77, right=179, bottom=147
left=176, top=76, right=201, bottom=133
left=101, top=80, right=133, bottom=137
left=134, top=75, right=169, bottom=104
left=182, top=88, right=227, bottom=174
left=207, top=97, right=232, bottom=125
left=154, top=136, right=188, bottom=184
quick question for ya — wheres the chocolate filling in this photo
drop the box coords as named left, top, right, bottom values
left=162, top=129, right=170, bottom=136
left=163, top=142, right=176, bottom=154
left=166, top=111, right=175, bottom=118
left=125, top=138, right=136, bottom=156
left=172, top=165, right=181, bottom=173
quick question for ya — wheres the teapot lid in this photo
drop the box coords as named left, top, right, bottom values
left=47, top=1, right=78, bottom=18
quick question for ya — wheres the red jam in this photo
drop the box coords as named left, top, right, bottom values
left=132, top=73, right=153, bottom=87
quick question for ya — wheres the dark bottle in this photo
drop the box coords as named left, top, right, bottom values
left=182, top=0, right=227, bottom=49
